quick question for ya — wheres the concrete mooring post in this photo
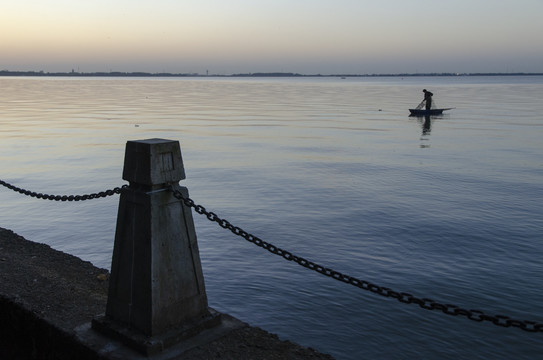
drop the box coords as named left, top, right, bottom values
left=92, top=139, right=221, bottom=355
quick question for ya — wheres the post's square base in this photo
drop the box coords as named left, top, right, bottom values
left=91, top=308, right=222, bottom=356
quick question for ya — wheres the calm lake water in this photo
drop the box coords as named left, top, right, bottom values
left=1, top=75, right=542, bottom=359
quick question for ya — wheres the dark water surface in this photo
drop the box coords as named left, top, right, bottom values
left=1, top=76, right=542, bottom=359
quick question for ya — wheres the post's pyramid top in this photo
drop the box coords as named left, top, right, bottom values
left=122, top=139, right=186, bottom=185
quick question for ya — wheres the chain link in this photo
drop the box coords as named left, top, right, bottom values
left=170, top=186, right=543, bottom=334
left=0, top=179, right=126, bottom=201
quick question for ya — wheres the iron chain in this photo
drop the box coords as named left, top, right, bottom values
left=170, top=186, right=543, bottom=334
left=0, top=179, right=125, bottom=201
left=2, top=178, right=541, bottom=333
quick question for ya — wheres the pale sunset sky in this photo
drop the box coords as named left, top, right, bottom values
left=2, top=0, right=542, bottom=75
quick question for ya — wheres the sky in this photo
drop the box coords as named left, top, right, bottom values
left=2, top=0, right=542, bottom=75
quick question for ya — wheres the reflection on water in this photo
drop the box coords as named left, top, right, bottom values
left=1, top=76, right=543, bottom=360
left=422, top=115, right=432, bottom=135
left=412, top=114, right=435, bottom=148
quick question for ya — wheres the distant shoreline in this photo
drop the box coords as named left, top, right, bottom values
left=1, top=70, right=542, bottom=78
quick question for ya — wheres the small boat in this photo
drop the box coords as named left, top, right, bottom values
left=409, top=108, right=453, bottom=116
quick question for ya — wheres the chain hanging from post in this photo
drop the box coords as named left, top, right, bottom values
left=0, top=179, right=126, bottom=201
left=169, top=186, right=543, bottom=334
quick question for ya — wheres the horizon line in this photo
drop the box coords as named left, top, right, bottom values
left=1, top=70, right=543, bottom=78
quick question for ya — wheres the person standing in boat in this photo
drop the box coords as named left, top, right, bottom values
left=423, top=89, right=433, bottom=110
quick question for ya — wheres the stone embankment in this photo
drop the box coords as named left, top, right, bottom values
left=0, top=227, right=334, bottom=360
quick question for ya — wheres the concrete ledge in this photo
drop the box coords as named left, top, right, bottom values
left=0, top=228, right=334, bottom=359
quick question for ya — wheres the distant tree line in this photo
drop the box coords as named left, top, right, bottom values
left=0, top=70, right=200, bottom=77
left=1, top=70, right=542, bottom=77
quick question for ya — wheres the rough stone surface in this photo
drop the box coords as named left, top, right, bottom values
left=0, top=227, right=334, bottom=359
